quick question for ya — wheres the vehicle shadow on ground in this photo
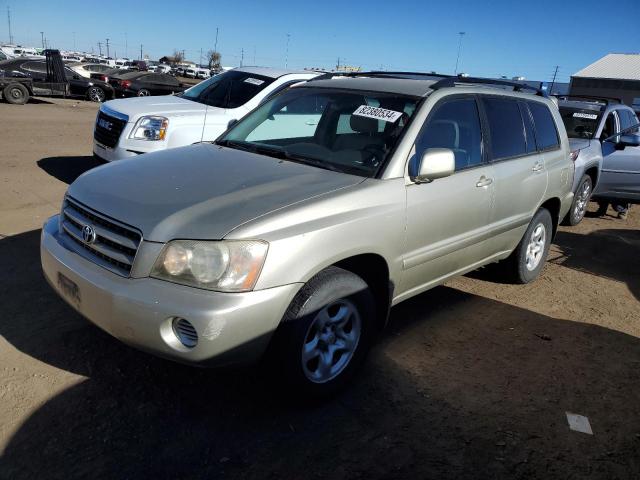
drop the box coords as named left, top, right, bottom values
left=551, top=228, right=640, bottom=301
left=1, top=230, right=639, bottom=479
left=37, top=156, right=105, bottom=185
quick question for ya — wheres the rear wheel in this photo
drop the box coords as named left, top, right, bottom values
left=273, top=266, right=376, bottom=398
left=137, top=89, right=151, bottom=97
left=3, top=83, right=29, bottom=105
left=86, top=86, right=106, bottom=102
left=563, top=175, right=592, bottom=226
left=506, top=208, right=553, bottom=284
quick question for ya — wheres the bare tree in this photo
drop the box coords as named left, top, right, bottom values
left=172, top=49, right=184, bottom=64
left=207, top=50, right=222, bottom=72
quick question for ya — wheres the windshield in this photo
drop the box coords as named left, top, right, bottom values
left=181, top=70, right=275, bottom=108
left=217, top=87, right=420, bottom=177
left=559, top=105, right=603, bottom=139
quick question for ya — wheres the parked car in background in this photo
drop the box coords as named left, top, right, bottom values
left=90, top=68, right=122, bottom=84
left=184, top=68, right=196, bottom=78
left=155, top=64, right=172, bottom=74
left=44, top=72, right=573, bottom=396
left=108, top=71, right=188, bottom=97
left=0, top=51, right=115, bottom=102
left=557, top=95, right=640, bottom=224
left=195, top=68, right=210, bottom=79
left=93, top=67, right=319, bottom=161
left=115, top=58, right=132, bottom=69
left=69, top=62, right=113, bottom=78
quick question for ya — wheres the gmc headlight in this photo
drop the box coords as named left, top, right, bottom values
left=150, top=240, right=268, bottom=292
left=130, top=116, right=169, bottom=141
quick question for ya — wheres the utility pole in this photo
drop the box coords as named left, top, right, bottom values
left=7, top=7, right=13, bottom=44
left=285, top=33, right=290, bottom=68
left=125, top=32, right=128, bottom=58
left=40, top=32, right=44, bottom=49
left=550, top=65, right=559, bottom=95
left=140, top=44, right=143, bottom=61
left=240, top=48, right=244, bottom=67
left=336, top=57, right=341, bottom=71
left=72, top=32, right=76, bottom=51
left=106, top=38, right=110, bottom=58
left=199, top=47, right=203, bottom=66
left=214, top=27, right=219, bottom=53
left=454, top=31, right=465, bottom=75
left=98, top=42, right=102, bottom=56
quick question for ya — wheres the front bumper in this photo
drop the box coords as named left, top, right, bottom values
left=40, top=216, right=300, bottom=367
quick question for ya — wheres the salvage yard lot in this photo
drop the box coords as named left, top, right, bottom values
left=1, top=99, right=639, bottom=479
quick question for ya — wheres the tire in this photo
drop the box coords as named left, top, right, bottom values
left=506, top=208, right=553, bottom=284
left=562, top=174, right=592, bottom=226
left=86, top=86, right=106, bottom=102
left=137, top=89, right=151, bottom=97
left=272, top=266, right=376, bottom=398
left=3, top=83, right=29, bottom=105
left=595, top=200, right=609, bottom=217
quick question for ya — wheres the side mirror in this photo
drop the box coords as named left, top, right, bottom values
left=613, top=134, right=640, bottom=150
left=227, top=118, right=238, bottom=129
left=410, top=148, right=455, bottom=183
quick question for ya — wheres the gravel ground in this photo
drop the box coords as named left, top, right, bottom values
left=1, top=98, right=639, bottom=480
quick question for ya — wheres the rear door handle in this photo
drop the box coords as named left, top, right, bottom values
left=476, top=176, right=493, bottom=187
left=532, top=161, right=544, bottom=172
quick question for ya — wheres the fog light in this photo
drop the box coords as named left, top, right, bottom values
left=172, top=317, right=198, bottom=348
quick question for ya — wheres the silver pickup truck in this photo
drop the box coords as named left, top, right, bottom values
left=41, top=73, right=573, bottom=396
left=557, top=96, right=640, bottom=224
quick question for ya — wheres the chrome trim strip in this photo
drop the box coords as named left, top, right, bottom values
left=99, top=104, right=129, bottom=123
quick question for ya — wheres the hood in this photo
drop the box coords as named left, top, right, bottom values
left=568, top=138, right=591, bottom=152
left=67, top=143, right=364, bottom=242
left=102, top=95, right=214, bottom=121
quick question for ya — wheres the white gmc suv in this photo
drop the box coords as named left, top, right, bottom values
left=92, top=67, right=319, bottom=161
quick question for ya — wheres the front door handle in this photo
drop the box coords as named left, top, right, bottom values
left=476, top=176, right=493, bottom=188
left=532, top=161, right=544, bottom=172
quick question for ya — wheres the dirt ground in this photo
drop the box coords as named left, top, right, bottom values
left=0, top=98, right=639, bottom=480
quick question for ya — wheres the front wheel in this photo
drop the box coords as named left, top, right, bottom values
left=506, top=208, right=553, bottom=284
left=3, top=83, right=29, bottom=105
left=563, top=174, right=592, bottom=226
left=86, top=86, right=106, bottom=102
left=272, top=266, right=376, bottom=398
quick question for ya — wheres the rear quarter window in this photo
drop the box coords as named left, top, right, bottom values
left=528, top=101, right=560, bottom=150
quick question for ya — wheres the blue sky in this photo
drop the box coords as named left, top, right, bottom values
left=1, top=0, right=638, bottom=82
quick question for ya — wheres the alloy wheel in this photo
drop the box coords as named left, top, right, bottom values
left=525, top=223, right=546, bottom=271
left=301, top=299, right=361, bottom=383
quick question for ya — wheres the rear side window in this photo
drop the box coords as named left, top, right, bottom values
left=519, top=102, right=537, bottom=153
left=416, top=97, right=483, bottom=171
left=618, top=109, right=639, bottom=133
left=483, top=97, right=527, bottom=160
left=528, top=101, right=560, bottom=150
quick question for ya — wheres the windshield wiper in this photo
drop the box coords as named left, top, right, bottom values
left=216, top=139, right=257, bottom=152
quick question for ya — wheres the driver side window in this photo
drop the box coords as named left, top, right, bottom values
left=415, top=97, right=483, bottom=171
left=600, top=112, right=617, bottom=140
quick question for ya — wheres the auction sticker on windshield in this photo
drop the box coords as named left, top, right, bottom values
left=353, top=105, right=403, bottom=123
left=244, top=78, right=265, bottom=86
left=573, top=112, right=598, bottom=120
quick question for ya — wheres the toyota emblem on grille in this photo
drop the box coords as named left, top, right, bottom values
left=82, top=225, right=97, bottom=244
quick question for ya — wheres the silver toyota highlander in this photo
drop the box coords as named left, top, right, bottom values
left=41, top=73, right=574, bottom=396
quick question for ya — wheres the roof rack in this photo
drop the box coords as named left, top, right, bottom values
left=554, top=94, right=622, bottom=105
left=311, top=71, right=452, bottom=81
left=430, top=75, right=547, bottom=97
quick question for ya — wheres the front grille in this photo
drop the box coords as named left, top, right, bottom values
left=61, top=197, right=142, bottom=277
left=94, top=110, right=127, bottom=148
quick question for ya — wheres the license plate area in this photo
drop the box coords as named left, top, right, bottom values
left=57, top=272, right=81, bottom=308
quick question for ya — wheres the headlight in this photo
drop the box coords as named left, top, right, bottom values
left=150, top=240, right=268, bottom=292
left=130, top=116, right=169, bottom=141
